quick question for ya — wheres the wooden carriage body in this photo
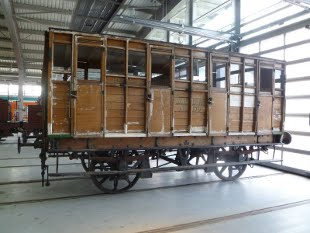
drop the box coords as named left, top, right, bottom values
left=43, top=29, right=286, bottom=151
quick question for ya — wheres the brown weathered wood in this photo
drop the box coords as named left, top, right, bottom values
left=46, top=29, right=286, bottom=151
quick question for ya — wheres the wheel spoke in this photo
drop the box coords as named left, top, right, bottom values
left=99, top=176, right=109, bottom=184
left=228, top=166, right=233, bottom=177
left=113, top=176, right=118, bottom=191
left=125, top=176, right=131, bottom=184
left=219, top=166, right=227, bottom=174
left=201, top=155, right=207, bottom=163
left=195, top=157, right=199, bottom=165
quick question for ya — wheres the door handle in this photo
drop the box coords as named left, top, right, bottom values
left=70, top=91, right=77, bottom=99
left=147, top=93, right=153, bottom=101
left=257, top=100, right=261, bottom=107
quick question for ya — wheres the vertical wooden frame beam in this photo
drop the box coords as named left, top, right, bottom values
left=103, top=38, right=108, bottom=135
left=240, top=58, right=245, bottom=132
left=170, top=48, right=175, bottom=136
left=47, top=31, right=54, bottom=135
left=281, top=65, right=286, bottom=132
left=226, top=61, right=230, bottom=134
left=207, top=53, right=212, bottom=136
left=72, top=35, right=78, bottom=136
left=146, top=44, right=151, bottom=136
left=205, top=55, right=209, bottom=134
left=171, top=52, right=175, bottom=134
left=69, top=33, right=75, bottom=135
left=101, top=38, right=106, bottom=136
left=188, top=50, right=193, bottom=133
left=271, top=65, right=275, bottom=132
left=254, top=60, right=260, bottom=134
left=125, top=40, right=129, bottom=134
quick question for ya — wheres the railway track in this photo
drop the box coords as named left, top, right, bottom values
left=0, top=172, right=285, bottom=206
left=137, top=198, right=310, bottom=233
left=0, top=156, right=37, bottom=160
left=0, top=162, right=81, bottom=169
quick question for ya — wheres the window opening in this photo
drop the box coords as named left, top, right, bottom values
left=151, top=53, right=171, bottom=87
left=212, top=62, right=226, bottom=88
left=260, top=68, right=273, bottom=92
left=193, top=59, right=207, bottom=82
left=175, top=57, right=190, bottom=81
left=52, top=43, right=72, bottom=81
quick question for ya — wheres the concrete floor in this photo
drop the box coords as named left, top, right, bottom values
left=0, top=135, right=309, bottom=233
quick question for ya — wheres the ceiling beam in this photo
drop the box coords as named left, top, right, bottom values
left=0, top=75, right=41, bottom=83
left=20, top=29, right=45, bottom=35
left=0, top=63, right=42, bottom=69
left=114, top=16, right=234, bottom=42
left=14, top=2, right=73, bottom=15
left=16, top=16, right=67, bottom=27
left=0, top=56, right=16, bottom=61
left=0, top=25, right=8, bottom=31
left=99, top=0, right=127, bottom=34
left=208, top=10, right=310, bottom=50
left=107, top=28, right=137, bottom=36
left=0, top=37, right=12, bottom=42
left=20, top=39, right=44, bottom=45
left=0, top=71, right=41, bottom=77
left=24, top=58, right=43, bottom=63
left=23, top=49, right=43, bottom=55
left=0, top=46, right=13, bottom=52
left=136, top=0, right=182, bottom=39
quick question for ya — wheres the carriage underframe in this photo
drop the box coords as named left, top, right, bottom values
left=36, top=135, right=284, bottom=194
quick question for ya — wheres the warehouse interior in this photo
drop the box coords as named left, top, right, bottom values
left=0, top=0, right=309, bottom=232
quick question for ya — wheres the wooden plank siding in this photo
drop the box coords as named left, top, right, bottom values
left=47, top=29, right=286, bottom=139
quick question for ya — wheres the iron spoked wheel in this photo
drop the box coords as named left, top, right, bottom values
left=187, top=149, right=208, bottom=166
left=89, top=150, right=141, bottom=194
left=214, top=147, right=248, bottom=181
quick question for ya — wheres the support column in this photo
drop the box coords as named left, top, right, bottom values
left=187, top=0, right=194, bottom=45
left=231, top=0, right=241, bottom=52
left=1, top=0, right=26, bottom=121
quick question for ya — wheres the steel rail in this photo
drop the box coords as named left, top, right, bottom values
left=0, top=172, right=285, bottom=206
left=137, top=198, right=310, bottom=233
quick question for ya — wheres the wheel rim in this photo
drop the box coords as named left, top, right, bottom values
left=214, top=147, right=248, bottom=181
left=90, top=150, right=141, bottom=194
left=80, top=152, right=90, bottom=171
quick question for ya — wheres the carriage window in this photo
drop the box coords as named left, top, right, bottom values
left=245, top=66, right=255, bottom=87
left=175, top=57, right=190, bottom=81
left=77, top=45, right=102, bottom=81
left=128, top=50, right=146, bottom=77
left=230, top=64, right=242, bottom=85
left=107, top=48, right=125, bottom=75
left=260, top=68, right=273, bottom=92
left=52, top=43, right=72, bottom=81
left=275, top=69, right=282, bottom=89
left=193, top=59, right=206, bottom=82
left=212, top=62, right=226, bottom=88
left=151, top=53, right=171, bottom=87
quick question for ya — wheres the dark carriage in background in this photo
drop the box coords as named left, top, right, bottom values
left=0, top=97, right=42, bottom=144
left=0, top=99, right=18, bottom=140
left=23, top=29, right=291, bottom=193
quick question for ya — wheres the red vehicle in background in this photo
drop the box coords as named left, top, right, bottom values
left=0, top=98, right=42, bottom=143
left=0, top=99, right=19, bottom=140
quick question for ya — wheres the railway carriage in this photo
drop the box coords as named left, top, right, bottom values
left=24, top=28, right=291, bottom=193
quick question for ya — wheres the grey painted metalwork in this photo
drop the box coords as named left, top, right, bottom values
left=114, top=15, right=235, bottom=42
